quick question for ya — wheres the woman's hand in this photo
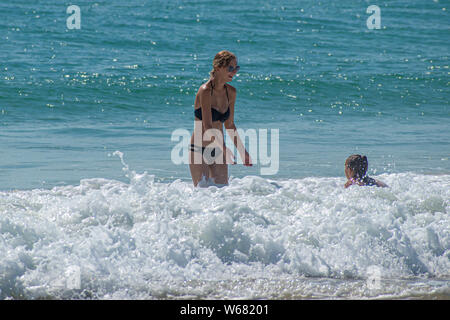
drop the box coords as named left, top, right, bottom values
left=243, top=151, right=252, bottom=166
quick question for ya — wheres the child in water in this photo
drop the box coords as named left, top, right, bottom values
left=344, top=154, right=388, bottom=188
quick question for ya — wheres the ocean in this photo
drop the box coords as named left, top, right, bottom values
left=0, top=0, right=449, bottom=299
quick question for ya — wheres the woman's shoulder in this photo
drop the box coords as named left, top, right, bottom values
left=198, top=81, right=213, bottom=97
left=225, top=83, right=236, bottom=93
left=225, top=84, right=237, bottom=100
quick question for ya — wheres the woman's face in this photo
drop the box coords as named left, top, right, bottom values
left=217, top=59, right=239, bottom=82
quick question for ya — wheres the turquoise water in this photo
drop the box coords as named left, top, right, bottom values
left=0, top=1, right=449, bottom=299
left=1, top=0, right=448, bottom=189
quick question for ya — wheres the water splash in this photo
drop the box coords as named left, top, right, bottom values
left=0, top=165, right=448, bottom=299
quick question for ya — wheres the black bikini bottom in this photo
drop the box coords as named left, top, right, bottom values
left=190, top=144, right=221, bottom=159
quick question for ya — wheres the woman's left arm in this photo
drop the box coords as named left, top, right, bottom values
left=224, top=86, right=252, bottom=166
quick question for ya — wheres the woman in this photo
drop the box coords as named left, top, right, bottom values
left=344, top=154, right=388, bottom=188
left=189, top=50, right=252, bottom=187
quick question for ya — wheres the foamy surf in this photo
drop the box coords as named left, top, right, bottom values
left=0, top=155, right=448, bottom=299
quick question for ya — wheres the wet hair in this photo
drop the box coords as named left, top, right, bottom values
left=209, top=50, right=236, bottom=79
left=345, top=154, right=368, bottom=180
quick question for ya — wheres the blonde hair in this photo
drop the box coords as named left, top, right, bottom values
left=209, top=50, right=236, bottom=79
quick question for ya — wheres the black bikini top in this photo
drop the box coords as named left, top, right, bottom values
left=194, top=85, right=230, bottom=123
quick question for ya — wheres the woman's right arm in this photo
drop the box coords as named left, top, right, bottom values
left=198, top=84, right=214, bottom=133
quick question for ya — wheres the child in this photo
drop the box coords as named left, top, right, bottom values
left=344, top=154, right=388, bottom=188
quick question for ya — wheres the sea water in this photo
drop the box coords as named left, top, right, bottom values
left=0, top=0, right=449, bottom=299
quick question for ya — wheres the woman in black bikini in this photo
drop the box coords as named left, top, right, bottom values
left=189, top=50, right=252, bottom=187
left=344, top=154, right=388, bottom=188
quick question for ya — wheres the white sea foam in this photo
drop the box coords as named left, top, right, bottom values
left=0, top=155, right=449, bottom=299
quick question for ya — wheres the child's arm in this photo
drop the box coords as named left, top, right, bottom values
left=375, top=179, right=388, bottom=188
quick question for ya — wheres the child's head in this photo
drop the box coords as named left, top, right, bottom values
left=345, top=154, right=368, bottom=180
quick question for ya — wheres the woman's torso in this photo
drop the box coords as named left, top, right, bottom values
left=190, top=83, right=230, bottom=147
